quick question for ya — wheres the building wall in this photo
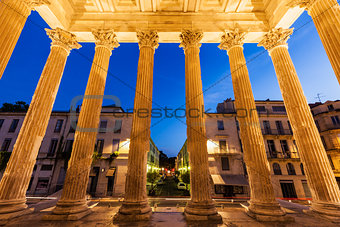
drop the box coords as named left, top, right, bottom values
left=310, top=100, right=340, bottom=186
left=0, top=106, right=160, bottom=197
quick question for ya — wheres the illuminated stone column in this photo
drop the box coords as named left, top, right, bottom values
left=218, top=29, right=290, bottom=222
left=44, top=29, right=119, bottom=221
left=0, top=28, right=80, bottom=223
left=291, top=0, right=340, bottom=85
left=114, top=31, right=158, bottom=222
left=0, top=0, right=49, bottom=79
left=179, top=30, right=221, bottom=222
left=259, top=28, right=340, bottom=222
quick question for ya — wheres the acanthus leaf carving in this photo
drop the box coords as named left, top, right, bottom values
left=46, top=28, right=81, bottom=53
left=179, top=30, right=203, bottom=50
left=92, top=29, right=119, bottom=52
left=137, top=31, right=159, bottom=50
left=218, top=29, right=246, bottom=51
left=258, top=28, right=294, bottom=51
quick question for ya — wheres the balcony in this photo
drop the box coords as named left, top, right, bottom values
left=262, top=129, right=293, bottom=136
left=267, top=151, right=299, bottom=159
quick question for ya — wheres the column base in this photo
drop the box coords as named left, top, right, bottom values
left=243, top=201, right=294, bottom=222
left=0, top=199, right=34, bottom=225
left=113, top=200, right=152, bottom=222
left=304, top=201, right=340, bottom=223
left=42, top=199, right=92, bottom=221
left=184, top=200, right=222, bottom=223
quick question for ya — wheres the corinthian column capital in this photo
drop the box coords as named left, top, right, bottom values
left=179, top=30, right=203, bottom=50
left=46, top=28, right=81, bottom=54
left=288, top=0, right=318, bottom=10
left=23, top=0, right=50, bottom=10
left=218, top=29, right=246, bottom=51
left=258, top=28, right=294, bottom=51
left=92, top=29, right=119, bottom=52
left=137, top=30, right=159, bottom=50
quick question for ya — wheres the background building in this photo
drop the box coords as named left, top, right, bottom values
left=0, top=105, right=160, bottom=197
left=310, top=100, right=340, bottom=187
left=176, top=98, right=334, bottom=199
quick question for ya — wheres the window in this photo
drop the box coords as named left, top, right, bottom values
left=276, top=121, right=284, bottom=134
left=263, top=121, right=271, bottom=134
left=328, top=155, right=335, bottom=169
left=8, top=119, right=19, bottom=133
left=0, top=119, right=4, bottom=130
left=300, top=163, right=305, bottom=175
left=256, top=106, right=266, bottom=112
left=286, top=163, right=296, bottom=175
left=273, top=163, right=282, bottom=175
left=328, top=104, right=334, bottom=111
left=54, top=119, right=63, bottom=133
left=114, top=120, right=122, bottom=134
left=69, top=120, right=77, bottom=133
left=217, top=120, right=224, bottom=130
left=1, top=138, right=11, bottom=151
left=272, top=106, right=286, bottom=112
left=267, top=140, right=277, bottom=158
left=287, top=121, right=293, bottom=134
left=41, top=165, right=53, bottom=171
left=321, top=136, right=327, bottom=149
left=315, top=120, right=320, bottom=131
left=280, top=140, right=290, bottom=158
left=331, top=116, right=340, bottom=125
left=302, top=180, right=312, bottom=198
left=99, top=120, right=107, bottom=133
left=36, top=178, right=49, bottom=189
left=221, top=157, right=230, bottom=170
left=219, top=140, right=227, bottom=152
left=112, top=139, right=120, bottom=152
left=47, top=139, right=58, bottom=156
left=95, top=139, right=104, bottom=155
left=64, top=140, right=74, bottom=153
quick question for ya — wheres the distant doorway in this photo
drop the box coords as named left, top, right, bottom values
left=280, top=180, right=297, bottom=198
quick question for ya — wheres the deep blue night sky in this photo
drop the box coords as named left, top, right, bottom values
left=0, top=11, right=339, bottom=157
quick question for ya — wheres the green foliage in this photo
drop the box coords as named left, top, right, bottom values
left=0, top=151, right=11, bottom=171
left=147, top=171, right=160, bottom=189
left=92, top=151, right=102, bottom=162
left=175, top=170, right=180, bottom=176
left=0, top=101, right=29, bottom=112
left=181, top=171, right=190, bottom=190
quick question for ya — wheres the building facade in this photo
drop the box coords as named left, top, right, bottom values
left=177, top=99, right=320, bottom=199
left=0, top=106, right=160, bottom=197
left=310, top=100, right=340, bottom=187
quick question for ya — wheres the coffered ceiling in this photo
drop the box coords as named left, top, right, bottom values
left=35, top=0, right=304, bottom=43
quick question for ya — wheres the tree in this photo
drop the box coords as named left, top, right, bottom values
left=147, top=171, right=159, bottom=190
left=181, top=171, right=190, bottom=190
left=0, top=101, right=29, bottom=112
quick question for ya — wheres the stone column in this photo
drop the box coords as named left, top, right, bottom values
left=291, top=0, right=340, bottom=85
left=179, top=30, right=221, bottom=222
left=0, top=27, right=80, bottom=223
left=44, top=29, right=119, bottom=221
left=219, top=29, right=291, bottom=222
left=259, top=28, right=340, bottom=222
left=0, top=0, right=49, bottom=79
left=114, top=31, right=158, bottom=222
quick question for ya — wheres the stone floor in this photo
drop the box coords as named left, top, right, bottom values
left=3, top=199, right=339, bottom=226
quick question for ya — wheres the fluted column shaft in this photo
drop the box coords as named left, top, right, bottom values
left=179, top=30, right=220, bottom=222
left=124, top=46, right=154, bottom=203
left=260, top=28, right=340, bottom=218
left=295, top=0, right=340, bottom=85
left=115, top=31, right=158, bottom=221
left=0, top=0, right=48, bottom=78
left=0, top=28, right=79, bottom=217
left=184, top=46, right=211, bottom=203
left=49, top=30, right=118, bottom=218
left=228, top=46, right=276, bottom=204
